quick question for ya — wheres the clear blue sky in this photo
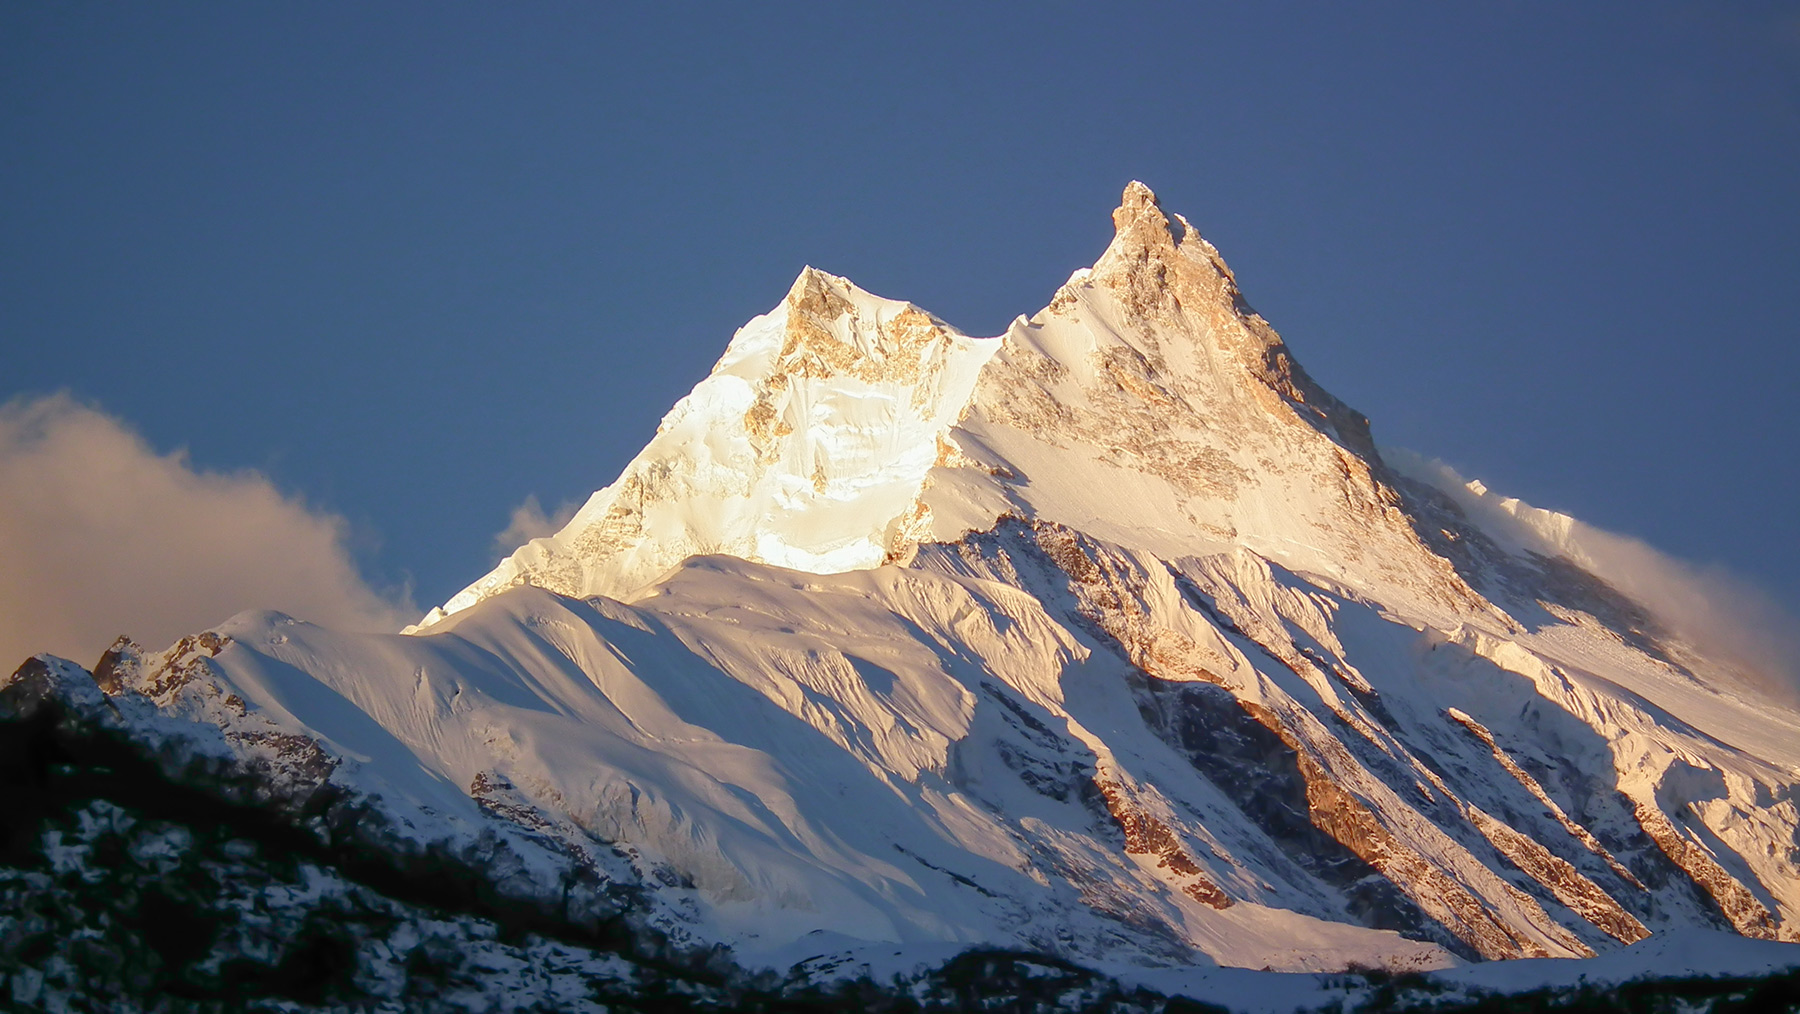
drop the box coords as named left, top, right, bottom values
left=4, top=2, right=1797, bottom=616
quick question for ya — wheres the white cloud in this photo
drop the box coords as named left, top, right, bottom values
left=1388, top=448, right=1800, bottom=700
left=0, top=393, right=415, bottom=672
left=493, top=494, right=580, bottom=557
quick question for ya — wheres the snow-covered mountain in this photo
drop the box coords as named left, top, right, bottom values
left=7, top=183, right=1800, bottom=1009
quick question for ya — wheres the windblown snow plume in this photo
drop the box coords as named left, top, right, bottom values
left=492, top=494, right=580, bottom=557
left=1388, top=448, right=1800, bottom=701
left=0, top=393, right=412, bottom=669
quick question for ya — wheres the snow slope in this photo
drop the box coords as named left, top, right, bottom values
left=423, top=268, right=998, bottom=624
left=13, top=183, right=1800, bottom=992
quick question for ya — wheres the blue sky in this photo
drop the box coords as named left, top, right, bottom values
left=3, top=2, right=1797, bottom=625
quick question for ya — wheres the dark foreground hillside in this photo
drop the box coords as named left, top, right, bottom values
left=3, top=680, right=1795, bottom=1014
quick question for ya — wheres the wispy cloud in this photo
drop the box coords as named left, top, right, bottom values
left=1389, top=448, right=1800, bottom=700
left=493, top=494, right=580, bottom=558
left=0, top=394, right=414, bottom=671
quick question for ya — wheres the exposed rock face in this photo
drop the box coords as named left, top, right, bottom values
left=930, top=184, right=1483, bottom=626
left=8, top=183, right=1800, bottom=999
left=1633, top=801, right=1779, bottom=940
left=1094, top=773, right=1234, bottom=910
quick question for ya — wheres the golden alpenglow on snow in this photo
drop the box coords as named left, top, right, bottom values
left=8, top=185, right=1800, bottom=1012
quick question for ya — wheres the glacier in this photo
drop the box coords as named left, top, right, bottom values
left=5, top=182, right=1799, bottom=1010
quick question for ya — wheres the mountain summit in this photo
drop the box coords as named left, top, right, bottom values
left=7, top=183, right=1799, bottom=1009
left=429, top=181, right=1447, bottom=624
left=422, top=262, right=998, bottom=622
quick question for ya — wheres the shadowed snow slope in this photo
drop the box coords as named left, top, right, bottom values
left=16, top=184, right=1800, bottom=988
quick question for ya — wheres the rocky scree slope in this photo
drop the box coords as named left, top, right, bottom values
left=7, top=184, right=1800, bottom=1003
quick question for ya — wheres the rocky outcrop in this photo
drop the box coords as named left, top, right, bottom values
left=1093, top=774, right=1233, bottom=909
left=1634, top=802, right=1779, bottom=941
left=1464, top=806, right=1645, bottom=946
left=1446, top=708, right=1645, bottom=887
